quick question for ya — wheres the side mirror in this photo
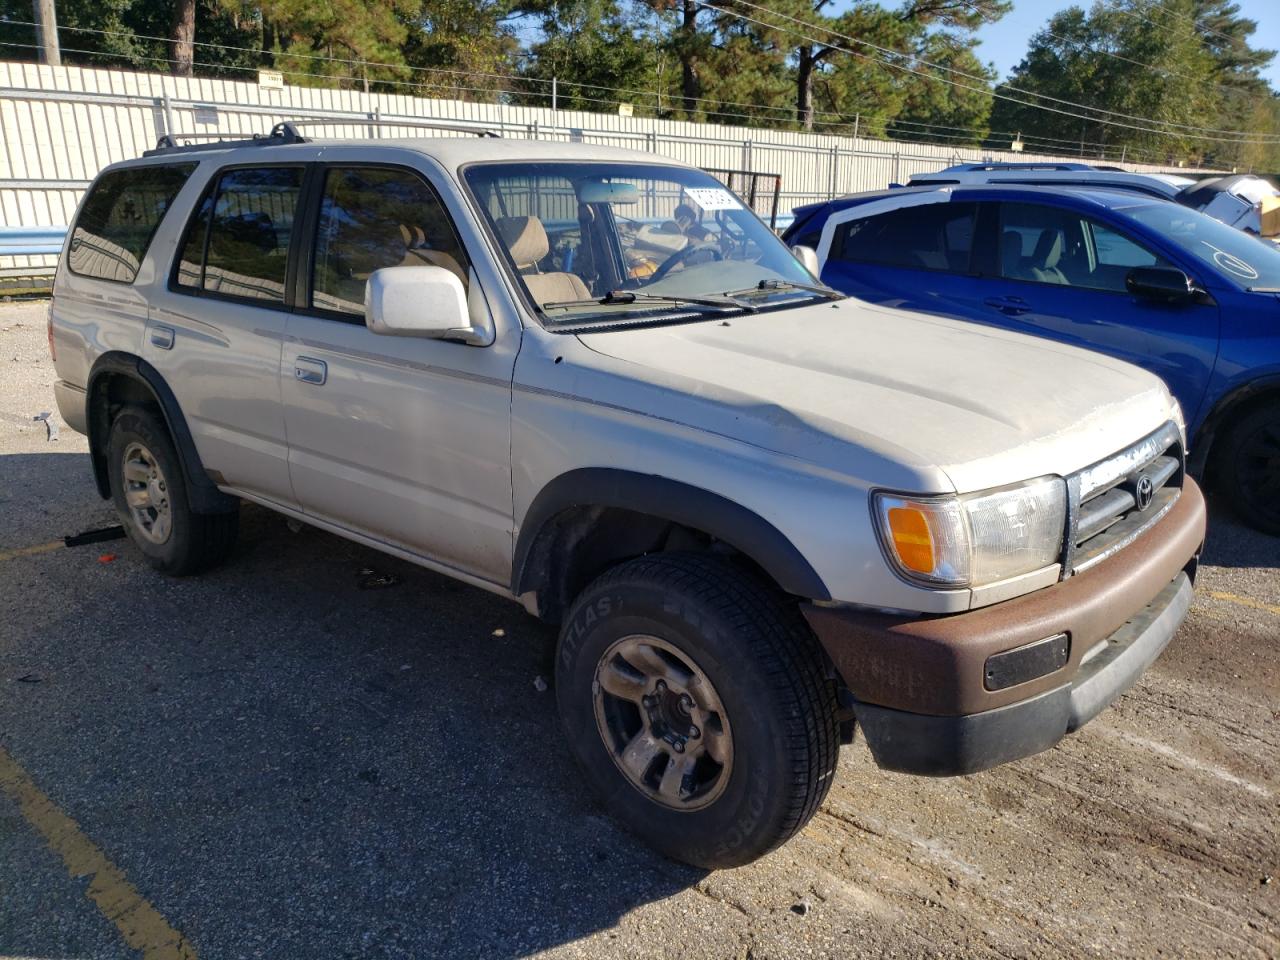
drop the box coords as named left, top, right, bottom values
left=1125, top=266, right=1201, bottom=304
left=365, top=265, right=491, bottom=345
left=791, top=244, right=821, bottom=278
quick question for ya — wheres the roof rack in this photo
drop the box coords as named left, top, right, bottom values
left=144, top=122, right=310, bottom=156
left=942, top=162, right=1096, bottom=173
left=143, top=117, right=500, bottom=157
left=282, top=117, right=501, bottom=138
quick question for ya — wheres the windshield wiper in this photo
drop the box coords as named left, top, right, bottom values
left=724, top=278, right=843, bottom=300
left=540, top=289, right=757, bottom=313
left=1247, top=286, right=1280, bottom=292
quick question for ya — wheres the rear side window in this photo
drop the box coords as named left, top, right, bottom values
left=68, top=164, right=196, bottom=283
left=832, top=202, right=976, bottom=273
left=176, top=167, right=304, bottom=304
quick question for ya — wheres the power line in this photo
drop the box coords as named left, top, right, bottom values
left=706, top=0, right=1280, bottom=144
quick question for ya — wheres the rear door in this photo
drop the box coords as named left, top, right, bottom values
left=279, top=157, right=519, bottom=584
left=977, top=200, right=1220, bottom=423
left=816, top=197, right=992, bottom=319
left=144, top=161, right=312, bottom=508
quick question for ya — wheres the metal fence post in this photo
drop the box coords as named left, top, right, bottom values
left=828, top=143, right=838, bottom=198
left=161, top=93, right=174, bottom=139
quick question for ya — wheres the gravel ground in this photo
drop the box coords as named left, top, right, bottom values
left=0, top=298, right=1276, bottom=959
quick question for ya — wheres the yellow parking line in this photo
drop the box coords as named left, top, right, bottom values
left=0, top=540, right=64, bottom=562
left=1205, top=590, right=1280, bottom=618
left=0, top=747, right=198, bottom=960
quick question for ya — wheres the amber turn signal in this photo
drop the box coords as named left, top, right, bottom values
left=886, top=506, right=935, bottom=574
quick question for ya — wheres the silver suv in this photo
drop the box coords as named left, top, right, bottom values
left=49, top=124, right=1206, bottom=868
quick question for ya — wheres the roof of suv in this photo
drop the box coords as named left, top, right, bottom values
left=792, top=182, right=1164, bottom=220
left=136, top=134, right=687, bottom=172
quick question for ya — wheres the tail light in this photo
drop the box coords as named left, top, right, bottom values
left=46, top=300, right=56, bottom=361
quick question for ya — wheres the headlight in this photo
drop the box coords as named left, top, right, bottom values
left=873, top=476, right=1067, bottom=588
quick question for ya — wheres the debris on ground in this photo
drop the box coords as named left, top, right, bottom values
left=357, top=569, right=400, bottom=590
left=286, top=518, right=304, bottom=533
left=533, top=675, right=548, bottom=693
left=32, top=411, right=58, bottom=441
left=97, top=553, right=117, bottom=564
left=15, top=674, right=42, bottom=683
left=63, top=524, right=125, bottom=548
left=492, top=628, right=505, bottom=638
left=790, top=900, right=811, bottom=917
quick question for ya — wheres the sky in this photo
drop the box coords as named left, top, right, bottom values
left=973, top=0, right=1280, bottom=86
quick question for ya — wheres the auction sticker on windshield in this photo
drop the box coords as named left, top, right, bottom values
left=685, top=187, right=742, bottom=211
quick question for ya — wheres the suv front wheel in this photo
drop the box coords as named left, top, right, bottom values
left=107, top=407, right=238, bottom=574
left=556, top=552, right=839, bottom=868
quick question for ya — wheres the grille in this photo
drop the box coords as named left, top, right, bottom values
left=1064, top=421, right=1184, bottom=576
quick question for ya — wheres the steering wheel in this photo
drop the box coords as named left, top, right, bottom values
left=649, top=242, right=724, bottom=283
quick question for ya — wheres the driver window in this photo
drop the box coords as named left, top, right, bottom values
left=311, top=166, right=469, bottom=318
left=998, top=202, right=1169, bottom=293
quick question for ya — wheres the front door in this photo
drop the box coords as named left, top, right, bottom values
left=980, top=200, right=1221, bottom=425
left=280, top=161, right=518, bottom=585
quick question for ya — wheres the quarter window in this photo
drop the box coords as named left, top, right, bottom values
left=68, top=164, right=196, bottom=283
left=177, top=167, right=303, bottom=304
left=311, top=167, right=469, bottom=317
left=832, top=202, right=977, bottom=273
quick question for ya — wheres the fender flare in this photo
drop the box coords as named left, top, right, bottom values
left=1190, top=374, right=1280, bottom=474
left=511, top=468, right=831, bottom=601
left=85, top=352, right=237, bottom=514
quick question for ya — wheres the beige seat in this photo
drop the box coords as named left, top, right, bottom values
left=496, top=215, right=591, bottom=305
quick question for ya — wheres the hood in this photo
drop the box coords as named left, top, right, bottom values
left=574, top=297, right=1177, bottom=493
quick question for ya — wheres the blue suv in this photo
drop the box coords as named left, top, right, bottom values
left=783, top=184, right=1280, bottom=534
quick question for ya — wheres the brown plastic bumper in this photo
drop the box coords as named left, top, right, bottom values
left=802, top=475, right=1206, bottom=718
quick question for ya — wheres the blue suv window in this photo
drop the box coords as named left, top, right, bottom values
left=997, top=202, right=1169, bottom=293
left=832, top=202, right=977, bottom=273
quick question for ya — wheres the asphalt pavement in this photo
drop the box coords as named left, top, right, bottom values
left=1, top=299, right=1276, bottom=959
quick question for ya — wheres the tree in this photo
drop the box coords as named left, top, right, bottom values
left=516, top=0, right=659, bottom=111
left=171, top=0, right=196, bottom=76
left=986, top=0, right=1280, bottom=167
left=401, top=0, right=521, bottom=101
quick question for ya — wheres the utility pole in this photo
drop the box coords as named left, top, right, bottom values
left=32, top=0, right=61, bottom=66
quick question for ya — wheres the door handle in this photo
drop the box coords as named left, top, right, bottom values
left=150, top=325, right=175, bottom=350
left=983, top=296, right=1031, bottom=316
left=294, top=357, right=327, bottom=385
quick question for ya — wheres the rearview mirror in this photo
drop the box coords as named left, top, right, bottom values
left=792, top=244, right=821, bottom=278
left=366, top=265, right=490, bottom=344
left=1125, top=266, right=1201, bottom=304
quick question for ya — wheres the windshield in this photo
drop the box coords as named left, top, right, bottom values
left=1127, top=202, right=1280, bottom=291
left=463, top=161, right=824, bottom=323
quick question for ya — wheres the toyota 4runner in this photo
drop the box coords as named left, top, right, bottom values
left=49, top=123, right=1206, bottom=868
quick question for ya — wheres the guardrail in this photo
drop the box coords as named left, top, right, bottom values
left=0, top=225, right=67, bottom=256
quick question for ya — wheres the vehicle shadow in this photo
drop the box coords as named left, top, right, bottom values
left=0, top=452, right=703, bottom=960
left=1199, top=488, right=1280, bottom=569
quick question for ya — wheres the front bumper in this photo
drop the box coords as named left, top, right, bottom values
left=803, top=476, right=1206, bottom=776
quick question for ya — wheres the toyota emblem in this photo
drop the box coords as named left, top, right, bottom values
left=1135, top=474, right=1155, bottom=511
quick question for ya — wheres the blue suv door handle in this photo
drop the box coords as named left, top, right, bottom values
left=984, top=296, right=1032, bottom=316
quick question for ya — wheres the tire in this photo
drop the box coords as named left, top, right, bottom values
left=555, top=552, right=839, bottom=868
left=107, top=406, right=239, bottom=574
left=1217, top=401, right=1280, bottom=536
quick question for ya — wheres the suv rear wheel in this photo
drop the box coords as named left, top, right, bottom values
left=1218, top=401, right=1280, bottom=536
left=555, top=552, right=839, bottom=868
left=107, top=407, right=238, bottom=574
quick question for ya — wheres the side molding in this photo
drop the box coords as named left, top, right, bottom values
left=86, top=352, right=238, bottom=514
left=511, top=468, right=831, bottom=601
